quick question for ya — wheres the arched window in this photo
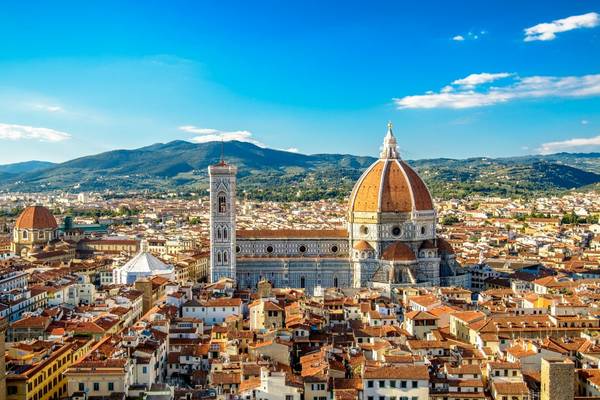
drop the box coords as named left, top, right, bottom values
left=300, top=276, right=305, bottom=289
left=223, top=227, right=228, bottom=240
left=218, top=193, right=227, bottom=213
left=22, top=230, right=28, bottom=240
left=333, top=277, right=338, bottom=288
left=223, top=251, right=228, bottom=263
left=217, top=252, right=222, bottom=264
left=217, top=227, right=222, bottom=240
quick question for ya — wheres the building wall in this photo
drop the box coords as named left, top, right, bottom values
left=0, top=272, right=28, bottom=292
left=362, top=378, right=429, bottom=400
left=182, top=304, right=242, bottom=325
left=237, top=237, right=348, bottom=258
left=256, top=371, right=302, bottom=400
left=66, top=371, right=129, bottom=397
left=237, top=258, right=353, bottom=295
left=541, top=358, right=574, bottom=400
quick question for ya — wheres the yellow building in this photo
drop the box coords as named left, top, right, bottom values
left=6, top=338, right=93, bottom=400
left=249, top=298, right=285, bottom=331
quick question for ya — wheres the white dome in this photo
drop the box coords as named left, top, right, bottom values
left=115, top=251, right=174, bottom=284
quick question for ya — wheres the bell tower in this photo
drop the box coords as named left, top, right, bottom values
left=209, top=158, right=237, bottom=283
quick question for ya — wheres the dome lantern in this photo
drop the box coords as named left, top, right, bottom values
left=380, top=121, right=400, bottom=159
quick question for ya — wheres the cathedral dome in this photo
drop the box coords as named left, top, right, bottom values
left=381, top=242, right=416, bottom=261
left=348, top=123, right=433, bottom=214
left=15, top=206, right=58, bottom=230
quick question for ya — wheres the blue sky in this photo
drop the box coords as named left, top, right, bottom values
left=0, top=1, right=599, bottom=163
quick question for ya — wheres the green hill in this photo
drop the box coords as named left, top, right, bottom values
left=1, top=140, right=599, bottom=199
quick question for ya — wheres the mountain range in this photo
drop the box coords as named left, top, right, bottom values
left=1, top=140, right=599, bottom=200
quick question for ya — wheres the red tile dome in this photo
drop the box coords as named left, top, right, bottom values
left=348, top=123, right=433, bottom=214
left=15, top=206, right=58, bottom=230
left=382, top=242, right=416, bottom=262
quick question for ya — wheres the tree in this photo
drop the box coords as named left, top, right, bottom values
left=441, top=215, right=460, bottom=226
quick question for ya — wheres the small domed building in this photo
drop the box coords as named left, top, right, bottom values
left=11, top=205, right=59, bottom=257
left=210, top=122, right=469, bottom=294
left=112, top=250, right=174, bottom=285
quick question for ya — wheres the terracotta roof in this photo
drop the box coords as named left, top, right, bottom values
left=15, top=206, right=57, bottom=230
left=263, top=301, right=284, bottom=312
left=205, top=298, right=242, bottom=307
left=578, top=369, right=600, bottom=387
left=10, top=315, right=50, bottom=329
left=349, top=159, right=433, bottom=213
left=364, top=365, right=429, bottom=380
left=487, top=361, right=521, bottom=369
left=405, top=310, right=438, bottom=321
left=492, top=381, right=529, bottom=395
left=445, top=364, right=482, bottom=375
left=382, top=242, right=416, bottom=261
left=332, top=378, right=363, bottom=390
left=239, top=377, right=261, bottom=392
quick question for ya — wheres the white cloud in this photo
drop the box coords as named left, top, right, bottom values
left=179, top=125, right=265, bottom=147
left=581, top=119, right=589, bottom=125
left=394, top=73, right=600, bottom=109
left=524, top=12, right=599, bottom=41
left=0, top=123, right=71, bottom=142
left=452, top=30, right=486, bottom=42
left=538, top=135, right=600, bottom=154
left=31, top=103, right=64, bottom=113
left=452, top=72, right=512, bottom=88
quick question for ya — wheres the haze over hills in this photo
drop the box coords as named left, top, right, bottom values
left=0, top=160, right=56, bottom=174
left=0, top=140, right=599, bottom=200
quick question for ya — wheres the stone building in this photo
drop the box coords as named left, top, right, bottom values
left=541, top=357, right=574, bottom=400
left=209, top=123, right=469, bottom=293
